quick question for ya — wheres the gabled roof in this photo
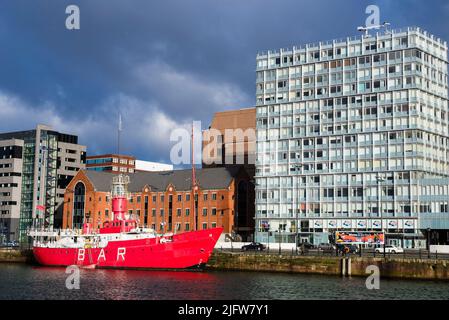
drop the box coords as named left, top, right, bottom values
left=84, top=166, right=241, bottom=192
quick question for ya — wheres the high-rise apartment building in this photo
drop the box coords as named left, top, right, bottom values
left=0, top=125, right=86, bottom=242
left=255, top=27, right=449, bottom=248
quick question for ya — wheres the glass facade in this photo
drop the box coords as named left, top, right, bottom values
left=19, top=137, right=35, bottom=243
left=255, top=27, right=449, bottom=248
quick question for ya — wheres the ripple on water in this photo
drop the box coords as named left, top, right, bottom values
left=0, top=264, right=448, bottom=300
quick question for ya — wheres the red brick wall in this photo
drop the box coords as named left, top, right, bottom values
left=63, top=171, right=236, bottom=233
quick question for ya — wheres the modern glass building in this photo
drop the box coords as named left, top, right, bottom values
left=0, top=125, right=86, bottom=243
left=255, top=27, right=449, bottom=248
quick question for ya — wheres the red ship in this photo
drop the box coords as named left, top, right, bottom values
left=29, top=174, right=222, bottom=270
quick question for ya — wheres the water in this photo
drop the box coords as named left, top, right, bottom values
left=0, top=263, right=448, bottom=300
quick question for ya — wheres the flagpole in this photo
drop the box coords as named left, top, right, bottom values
left=118, top=113, right=122, bottom=157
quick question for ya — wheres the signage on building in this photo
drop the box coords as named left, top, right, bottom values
left=387, top=220, right=398, bottom=228
left=342, top=220, right=351, bottom=228
left=328, top=220, right=337, bottom=228
left=404, top=220, right=414, bottom=229
left=261, top=220, right=270, bottom=232
left=372, top=220, right=382, bottom=229
left=357, top=220, right=366, bottom=228
left=313, top=220, right=322, bottom=228
left=335, top=231, right=384, bottom=245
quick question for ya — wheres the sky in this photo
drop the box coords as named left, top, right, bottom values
left=0, top=0, right=448, bottom=164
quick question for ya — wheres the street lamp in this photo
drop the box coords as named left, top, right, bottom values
left=293, top=163, right=303, bottom=254
left=278, top=227, right=281, bottom=255
left=376, top=175, right=386, bottom=257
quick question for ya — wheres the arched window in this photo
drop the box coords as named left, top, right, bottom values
left=73, top=182, right=85, bottom=229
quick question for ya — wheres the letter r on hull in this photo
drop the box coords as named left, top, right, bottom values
left=117, top=248, right=126, bottom=261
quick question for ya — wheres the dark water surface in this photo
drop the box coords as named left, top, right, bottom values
left=0, top=263, right=448, bottom=300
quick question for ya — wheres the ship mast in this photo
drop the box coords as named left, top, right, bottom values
left=191, top=123, right=197, bottom=231
left=118, top=113, right=122, bottom=157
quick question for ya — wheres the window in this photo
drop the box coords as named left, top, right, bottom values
left=212, top=208, right=217, bottom=216
left=177, top=194, right=182, bottom=202
left=186, top=209, right=190, bottom=216
left=152, top=209, right=156, bottom=217
left=212, top=193, right=217, bottom=200
left=160, top=209, right=164, bottom=217
left=186, top=194, right=190, bottom=201
left=202, top=208, right=207, bottom=216
left=202, top=223, right=208, bottom=230
left=185, top=223, right=190, bottom=231
left=177, top=208, right=181, bottom=216
left=203, top=194, right=208, bottom=201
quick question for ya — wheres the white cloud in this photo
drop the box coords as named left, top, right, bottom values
left=0, top=60, right=249, bottom=164
left=0, top=91, right=193, bottom=164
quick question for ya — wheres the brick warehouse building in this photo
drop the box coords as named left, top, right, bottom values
left=62, top=167, right=254, bottom=238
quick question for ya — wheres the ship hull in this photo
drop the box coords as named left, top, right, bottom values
left=33, top=228, right=222, bottom=270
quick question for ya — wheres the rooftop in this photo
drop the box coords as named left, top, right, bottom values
left=257, top=26, right=447, bottom=58
left=83, top=166, right=242, bottom=192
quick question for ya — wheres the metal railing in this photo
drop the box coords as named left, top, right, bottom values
left=215, top=246, right=449, bottom=260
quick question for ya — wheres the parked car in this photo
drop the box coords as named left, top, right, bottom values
left=300, top=242, right=315, bottom=249
left=375, top=245, right=404, bottom=254
left=336, top=244, right=359, bottom=254
left=1, top=241, right=18, bottom=247
left=317, top=243, right=336, bottom=251
left=241, top=242, right=266, bottom=251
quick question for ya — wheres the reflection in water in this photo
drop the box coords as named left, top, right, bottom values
left=0, top=264, right=448, bottom=300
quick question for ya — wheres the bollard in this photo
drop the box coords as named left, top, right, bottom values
left=341, top=258, right=346, bottom=276
left=347, top=257, right=351, bottom=276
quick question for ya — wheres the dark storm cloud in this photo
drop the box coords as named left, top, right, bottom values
left=0, top=0, right=448, bottom=162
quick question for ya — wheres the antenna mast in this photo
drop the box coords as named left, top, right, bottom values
left=118, top=113, right=122, bottom=158
left=357, top=21, right=390, bottom=37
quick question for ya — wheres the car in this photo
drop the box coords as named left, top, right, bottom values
left=317, top=243, right=336, bottom=251
left=299, top=242, right=315, bottom=249
left=375, top=245, right=404, bottom=254
left=241, top=242, right=266, bottom=251
left=336, top=244, right=359, bottom=254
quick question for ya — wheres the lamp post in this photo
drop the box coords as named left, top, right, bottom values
left=293, top=163, right=303, bottom=254
left=278, top=227, right=281, bottom=255
left=376, top=175, right=386, bottom=258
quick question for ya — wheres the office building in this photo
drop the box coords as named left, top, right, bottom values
left=255, top=27, right=449, bottom=248
left=86, top=154, right=173, bottom=174
left=0, top=124, right=86, bottom=242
